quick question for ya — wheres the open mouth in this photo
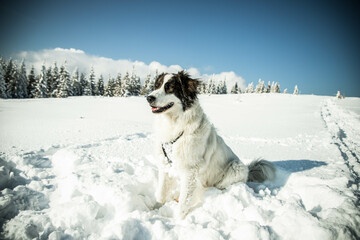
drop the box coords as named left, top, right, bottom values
left=151, top=102, right=174, bottom=113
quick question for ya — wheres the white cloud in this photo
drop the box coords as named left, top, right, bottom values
left=201, top=72, right=246, bottom=91
left=54, top=48, right=85, bottom=54
left=13, top=48, right=246, bottom=90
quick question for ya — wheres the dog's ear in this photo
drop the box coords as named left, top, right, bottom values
left=177, top=70, right=200, bottom=95
left=176, top=71, right=201, bottom=110
left=154, top=73, right=166, bottom=90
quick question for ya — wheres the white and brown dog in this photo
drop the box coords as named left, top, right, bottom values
left=147, top=71, right=276, bottom=219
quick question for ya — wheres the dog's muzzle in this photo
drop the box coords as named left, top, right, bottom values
left=147, top=95, right=174, bottom=113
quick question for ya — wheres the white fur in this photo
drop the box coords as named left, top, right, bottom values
left=149, top=76, right=249, bottom=219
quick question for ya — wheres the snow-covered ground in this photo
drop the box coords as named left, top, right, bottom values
left=0, top=94, right=359, bottom=240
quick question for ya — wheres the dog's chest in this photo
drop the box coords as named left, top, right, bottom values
left=161, top=141, right=183, bottom=177
left=160, top=130, right=184, bottom=164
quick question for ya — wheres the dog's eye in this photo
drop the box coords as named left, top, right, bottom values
left=164, top=82, right=174, bottom=93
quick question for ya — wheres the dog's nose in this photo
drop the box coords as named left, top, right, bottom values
left=147, top=95, right=156, bottom=104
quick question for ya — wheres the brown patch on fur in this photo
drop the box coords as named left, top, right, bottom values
left=154, top=73, right=166, bottom=90
left=175, top=71, right=201, bottom=110
left=164, top=79, right=176, bottom=94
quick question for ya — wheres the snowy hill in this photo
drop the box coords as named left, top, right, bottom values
left=0, top=94, right=359, bottom=239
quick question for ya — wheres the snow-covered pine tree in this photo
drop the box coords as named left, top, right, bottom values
left=255, top=78, right=261, bottom=93
left=211, top=80, right=217, bottom=94
left=4, top=59, right=16, bottom=98
left=33, top=63, right=48, bottom=98
left=71, top=68, right=81, bottom=96
left=206, top=79, right=216, bottom=94
left=198, top=82, right=207, bottom=94
left=293, top=85, right=299, bottom=95
left=216, top=81, right=221, bottom=94
left=122, top=72, right=131, bottom=97
left=218, top=80, right=227, bottom=94
left=231, top=82, right=239, bottom=94
left=46, top=66, right=52, bottom=96
left=97, top=75, right=104, bottom=96
left=89, top=67, right=97, bottom=96
left=93, top=83, right=99, bottom=96
left=206, top=79, right=212, bottom=94
left=266, top=81, right=271, bottom=93
left=57, top=63, right=71, bottom=98
left=3, top=58, right=10, bottom=89
left=129, top=71, right=141, bottom=96
left=17, top=60, right=28, bottom=98
left=51, top=62, right=60, bottom=97
left=79, top=72, right=87, bottom=95
left=283, top=88, right=288, bottom=94
left=149, top=74, right=155, bottom=92
left=104, top=82, right=110, bottom=97
left=215, top=80, right=222, bottom=94
left=134, top=75, right=141, bottom=96
left=82, top=73, right=92, bottom=96
left=113, top=73, right=122, bottom=97
left=140, top=73, right=151, bottom=96
left=204, top=79, right=209, bottom=94
left=336, top=90, right=344, bottom=99
left=5, top=59, right=27, bottom=98
left=255, top=79, right=265, bottom=93
left=104, top=76, right=115, bottom=97
left=216, top=83, right=220, bottom=94
left=0, top=57, right=5, bottom=70
left=270, top=81, right=275, bottom=93
left=27, top=66, right=37, bottom=98
left=262, top=80, right=266, bottom=93
left=255, top=79, right=261, bottom=93
left=274, top=82, right=280, bottom=93
left=246, top=82, right=254, bottom=93
left=151, top=70, right=159, bottom=91
left=0, top=64, right=6, bottom=98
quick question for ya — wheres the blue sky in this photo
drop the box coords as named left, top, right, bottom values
left=1, top=0, right=359, bottom=96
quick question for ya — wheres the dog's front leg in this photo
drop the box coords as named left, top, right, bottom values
left=177, top=168, right=198, bottom=219
left=155, top=169, right=172, bottom=204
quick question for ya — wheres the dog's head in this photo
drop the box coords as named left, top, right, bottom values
left=146, top=71, right=200, bottom=114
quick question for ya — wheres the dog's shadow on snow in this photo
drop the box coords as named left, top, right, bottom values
left=247, top=159, right=327, bottom=194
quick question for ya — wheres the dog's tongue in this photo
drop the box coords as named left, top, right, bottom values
left=152, top=107, right=159, bottom=111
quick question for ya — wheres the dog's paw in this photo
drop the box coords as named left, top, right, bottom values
left=155, top=191, right=166, bottom=204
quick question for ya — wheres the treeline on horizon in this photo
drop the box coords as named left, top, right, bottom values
left=0, top=58, right=299, bottom=99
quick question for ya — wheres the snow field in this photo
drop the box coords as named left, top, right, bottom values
left=0, top=94, right=359, bottom=239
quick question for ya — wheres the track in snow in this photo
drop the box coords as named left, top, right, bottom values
left=321, top=99, right=360, bottom=206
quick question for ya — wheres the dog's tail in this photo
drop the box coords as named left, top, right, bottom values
left=247, top=159, right=276, bottom=182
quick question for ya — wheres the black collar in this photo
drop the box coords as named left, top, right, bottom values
left=168, top=131, right=184, bottom=145
left=161, top=131, right=184, bottom=165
